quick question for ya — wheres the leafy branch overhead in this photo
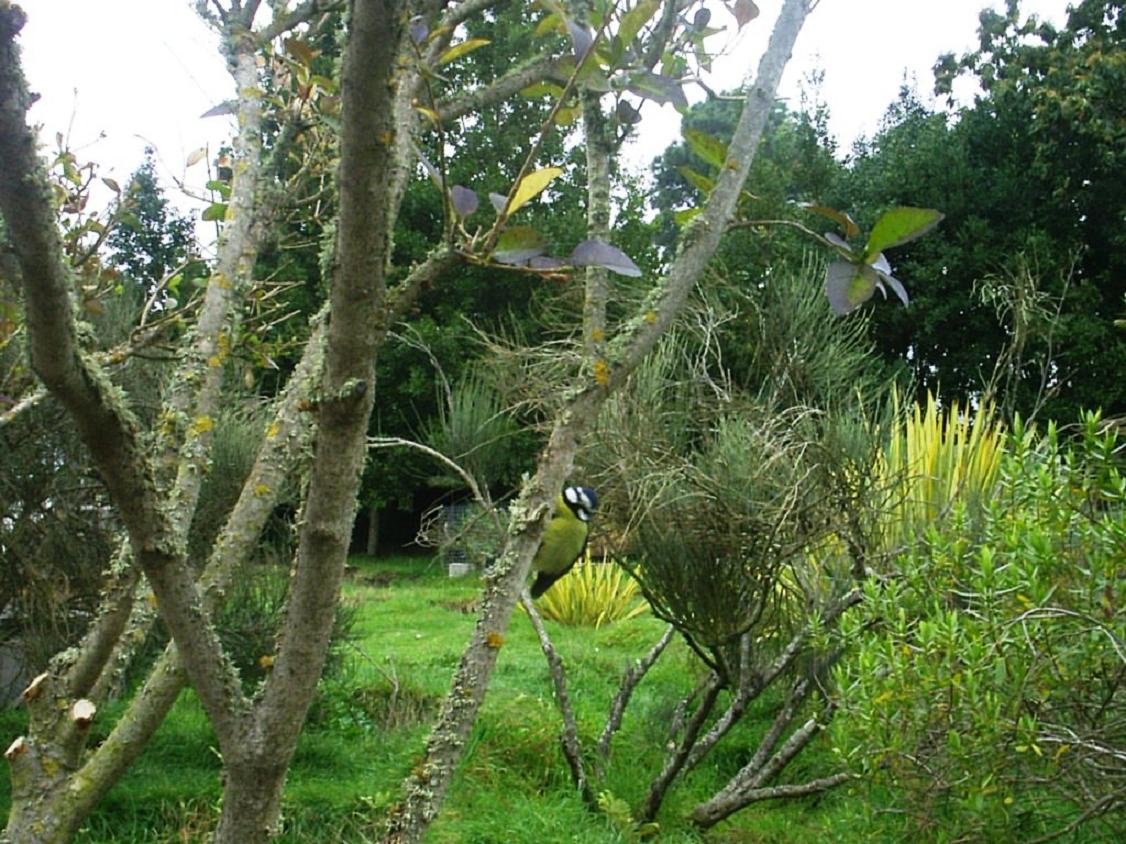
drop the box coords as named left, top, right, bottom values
left=816, top=206, right=944, bottom=316
left=673, top=120, right=943, bottom=316
left=407, top=0, right=772, bottom=289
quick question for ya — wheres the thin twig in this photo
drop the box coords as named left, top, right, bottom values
left=595, top=624, right=675, bottom=775
left=520, top=593, right=595, bottom=807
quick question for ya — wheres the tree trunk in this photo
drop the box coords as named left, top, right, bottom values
left=208, top=1, right=406, bottom=838
left=366, top=504, right=380, bottom=556
left=213, top=756, right=290, bottom=843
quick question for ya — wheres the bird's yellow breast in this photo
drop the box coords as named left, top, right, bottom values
left=531, top=494, right=589, bottom=576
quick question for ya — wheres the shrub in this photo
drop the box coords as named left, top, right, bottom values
left=217, top=564, right=359, bottom=692
left=834, top=412, right=1126, bottom=842
left=531, top=550, right=648, bottom=628
left=874, top=390, right=1005, bottom=555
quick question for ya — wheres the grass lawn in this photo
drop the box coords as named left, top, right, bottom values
left=0, top=556, right=886, bottom=842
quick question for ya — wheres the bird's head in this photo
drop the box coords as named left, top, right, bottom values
left=562, top=485, right=598, bottom=522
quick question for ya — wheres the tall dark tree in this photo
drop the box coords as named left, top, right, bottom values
left=839, top=0, right=1126, bottom=419
left=106, top=151, right=195, bottom=289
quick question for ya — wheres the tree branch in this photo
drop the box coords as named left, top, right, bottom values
left=696, top=772, right=854, bottom=824
left=521, top=594, right=595, bottom=807
left=1, top=2, right=245, bottom=742
left=215, top=3, right=407, bottom=837
left=257, top=0, right=342, bottom=42
left=0, top=384, right=45, bottom=428
left=595, top=624, right=675, bottom=776
left=47, top=315, right=327, bottom=842
left=435, top=56, right=561, bottom=123
left=640, top=673, right=723, bottom=822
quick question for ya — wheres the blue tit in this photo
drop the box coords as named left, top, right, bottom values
left=529, top=485, right=598, bottom=598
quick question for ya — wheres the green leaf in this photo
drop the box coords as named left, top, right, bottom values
left=619, top=0, right=660, bottom=45
left=206, top=180, right=232, bottom=200
left=862, top=207, right=944, bottom=262
left=494, top=226, right=546, bottom=265
left=438, top=38, right=491, bottom=65
left=676, top=165, right=715, bottom=196
left=519, top=82, right=566, bottom=99
left=507, top=167, right=563, bottom=215
left=202, top=202, right=228, bottom=222
left=674, top=207, right=702, bottom=226
left=683, top=128, right=728, bottom=170
left=553, top=107, right=579, bottom=126
left=799, top=202, right=860, bottom=240
left=533, top=12, right=563, bottom=38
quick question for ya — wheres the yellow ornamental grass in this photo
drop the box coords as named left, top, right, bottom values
left=879, top=390, right=1006, bottom=552
left=533, top=550, right=649, bottom=628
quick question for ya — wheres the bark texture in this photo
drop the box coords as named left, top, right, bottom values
left=211, top=1, right=406, bottom=839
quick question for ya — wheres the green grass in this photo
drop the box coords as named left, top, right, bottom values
left=0, top=556, right=892, bottom=842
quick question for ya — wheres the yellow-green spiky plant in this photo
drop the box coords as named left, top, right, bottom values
left=878, top=390, right=1006, bottom=554
left=532, top=550, right=648, bottom=628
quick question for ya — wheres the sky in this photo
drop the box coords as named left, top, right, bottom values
left=14, top=0, right=1073, bottom=211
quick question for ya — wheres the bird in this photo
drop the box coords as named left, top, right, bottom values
left=529, top=485, right=598, bottom=599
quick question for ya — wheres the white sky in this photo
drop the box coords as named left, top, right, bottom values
left=14, top=0, right=1072, bottom=210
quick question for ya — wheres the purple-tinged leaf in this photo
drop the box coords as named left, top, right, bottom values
left=730, top=0, right=760, bottom=29
left=566, top=19, right=594, bottom=58
left=451, top=185, right=478, bottom=218
left=488, top=192, right=508, bottom=214
left=569, top=239, right=642, bottom=277
left=877, top=271, right=910, bottom=307
left=494, top=226, right=546, bottom=265
left=200, top=100, right=238, bottom=118
left=626, top=71, right=687, bottom=110
left=616, top=99, right=642, bottom=125
left=409, top=16, right=428, bottom=45
left=824, top=260, right=878, bottom=316
left=871, top=252, right=892, bottom=275
left=529, top=256, right=566, bottom=270
left=823, top=231, right=854, bottom=257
